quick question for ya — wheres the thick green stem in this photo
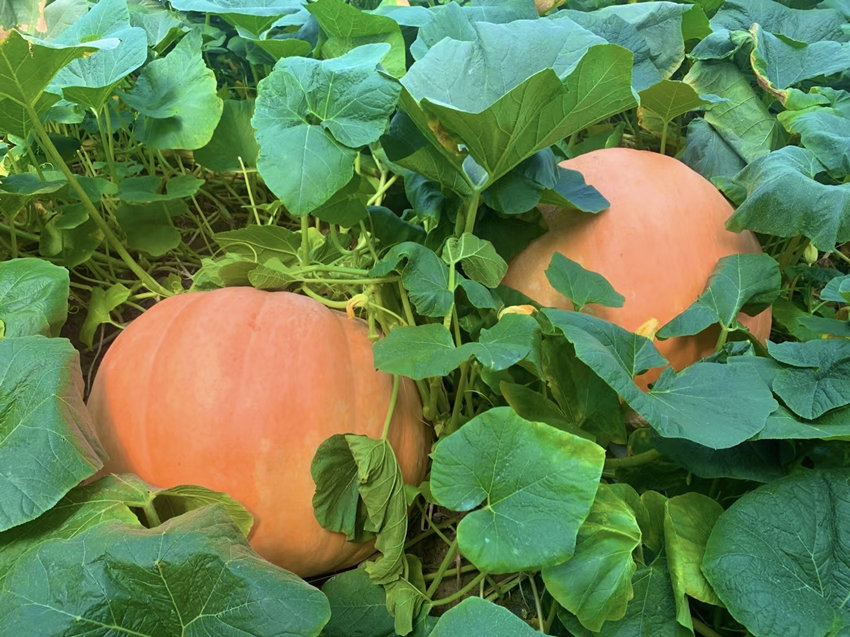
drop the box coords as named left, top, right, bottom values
left=141, top=500, right=162, bottom=527
left=714, top=325, right=731, bottom=351
left=659, top=121, right=669, bottom=155
left=27, top=106, right=170, bottom=296
left=425, top=538, right=458, bottom=598
left=299, top=215, right=310, bottom=266
left=604, top=448, right=663, bottom=470
left=430, top=572, right=487, bottom=606
left=693, top=618, right=723, bottom=637
left=381, top=375, right=400, bottom=440
left=460, top=189, right=482, bottom=236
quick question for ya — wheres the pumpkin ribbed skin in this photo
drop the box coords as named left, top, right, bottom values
left=503, top=148, right=772, bottom=388
left=88, top=287, right=430, bottom=577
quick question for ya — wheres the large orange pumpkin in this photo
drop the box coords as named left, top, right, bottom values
left=87, top=287, right=431, bottom=577
left=503, top=147, right=772, bottom=388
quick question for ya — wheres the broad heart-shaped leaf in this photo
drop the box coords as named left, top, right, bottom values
left=678, top=117, right=747, bottom=185
left=767, top=339, right=850, bottom=420
left=703, top=469, right=850, bottom=637
left=727, top=146, right=850, bottom=251
left=253, top=43, right=400, bottom=215
left=308, top=0, right=405, bottom=79
left=128, top=0, right=182, bottom=47
left=545, top=252, right=625, bottom=312
left=711, top=0, right=847, bottom=42
left=115, top=200, right=186, bottom=257
left=0, top=258, right=68, bottom=337
left=121, top=30, right=223, bottom=150
left=0, top=473, right=253, bottom=587
left=542, top=483, right=642, bottom=631
left=370, top=242, right=453, bottom=318
left=539, top=164, right=610, bottom=211
left=543, top=310, right=777, bottom=448
left=562, top=2, right=693, bottom=91
left=0, top=506, right=331, bottom=636
left=0, top=336, right=104, bottom=532
left=430, top=407, right=605, bottom=573
left=442, top=233, right=507, bottom=288
left=658, top=253, right=780, bottom=338
left=664, top=493, right=723, bottom=629
left=401, top=19, right=635, bottom=185
left=311, top=434, right=408, bottom=584
left=684, top=60, right=783, bottom=163
left=117, top=174, right=204, bottom=203
left=431, top=597, right=538, bottom=636
left=48, top=0, right=147, bottom=111
left=0, top=30, right=94, bottom=136
left=749, top=24, right=850, bottom=96
left=194, top=98, right=260, bottom=171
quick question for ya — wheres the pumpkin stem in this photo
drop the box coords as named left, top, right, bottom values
left=381, top=374, right=401, bottom=440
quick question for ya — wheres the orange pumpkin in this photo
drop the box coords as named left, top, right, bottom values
left=87, top=287, right=431, bottom=577
left=502, top=147, right=772, bottom=389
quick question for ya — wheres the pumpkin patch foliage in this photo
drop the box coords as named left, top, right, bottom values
left=2, top=0, right=850, bottom=635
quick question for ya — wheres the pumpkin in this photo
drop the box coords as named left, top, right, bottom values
left=502, top=147, right=772, bottom=388
left=87, top=287, right=431, bottom=577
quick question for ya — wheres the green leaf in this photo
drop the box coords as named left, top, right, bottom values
left=727, top=146, right=850, bottom=251
left=638, top=79, right=717, bottom=131
left=430, top=406, right=605, bottom=573
left=777, top=88, right=850, bottom=176
left=545, top=252, right=625, bottom=312
left=115, top=200, right=185, bottom=257
left=312, top=434, right=408, bottom=584
left=703, top=469, right=850, bottom=637
left=253, top=43, right=401, bottom=215
left=0, top=506, right=331, bottom=635
left=564, top=2, right=693, bottom=91
left=0, top=473, right=254, bottom=587
left=652, top=436, right=786, bottom=483
left=542, top=483, right=642, bottom=631
left=538, top=164, right=610, bottom=212
left=482, top=148, right=557, bottom=215
left=128, top=0, right=183, bottom=47
left=308, top=0, right=406, bottom=78
left=370, top=242, right=453, bottom=317
left=442, top=233, right=507, bottom=288
left=431, top=597, right=538, bottom=636
left=169, top=0, right=300, bottom=35
left=121, top=30, right=223, bottom=149
left=0, top=336, right=103, bottom=531
left=214, top=225, right=302, bottom=264
left=194, top=99, right=259, bottom=171
left=383, top=555, right=433, bottom=636
left=678, top=117, right=747, bottom=184
left=0, top=258, right=69, bottom=337
left=712, top=0, right=847, bottom=42
left=0, top=0, right=43, bottom=29
left=540, top=336, right=625, bottom=445
left=768, top=340, right=850, bottom=419
left=749, top=24, right=850, bottom=96
left=544, top=310, right=777, bottom=448
left=657, top=253, right=780, bottom=338
left=0, top=30, right=94, bottom=137
left=664, top=493, right=723, bottom=629
left=469, top=313, right=539, bottom=371
left=401, top=21, right=636, bottom=184
left=117, top=174, right=204, bottom=203
left=322, top=567, right=396, bottom=637
left=684, top=60, right=783, bottom=162
left=821, top=272, right=850, bottom=304
left=79, top=282, right=130, bottom=348
left=48, top=0, right=148, bottom=111
left=373, top=324, right=469, bottom=380
left=758, top=404, right=850, bottom=440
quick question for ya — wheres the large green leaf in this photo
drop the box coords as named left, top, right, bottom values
left=684, top=60, right=783, bottom=163
left=308, top=0, right=405, bottom=78
left=0, top=506, right=331, bottom=635
left=544, top=310, right=777, bottom=448
left=703, top=470, right=850, bottom=637
left=169, top=0, right=301, bottom=35
left=767, top=340, right=850, bottom=419
left=777, top=87, right=850, bottom=176
left=545, top=252, right=625, bottom=312
left=253, top=43, right=400, bottom=215
left=431, top=597, right=537, bottom=636
left=194, top=98, right=260, bottom=171
left=48, top=0, right=148, bottom=111
left=563, top=2, right=694, bottom=91
left=401, top=21, right=636, bottom=185
left=711, top=0, right=848, bottom=42
left=542, top=484, right=642, bottom=631
left=657, top=253, right=780, bottom=338
left=664, top=493, right=723, bottom=629
left=727, top=146, right=850, bottom=251
left=121, top=30, right=223, bottom=149
left=0, top=258, right=68, bottom=337
left=311, top=434, right=408, bottom=584
left=0, top=30, right=94, bottom=136
left=430, top=407, right=605, bottom=573
left=0, top=336, right=104, bottom=531
left=369, top=242, right=453, bottom=317
left=442, top=233, right=507, bottom=288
